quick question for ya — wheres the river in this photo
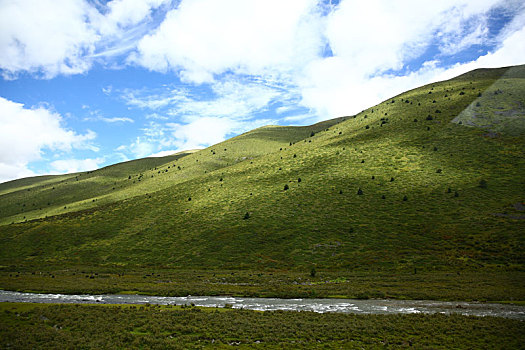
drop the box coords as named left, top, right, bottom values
left=1, top=290, right=523, bottom=319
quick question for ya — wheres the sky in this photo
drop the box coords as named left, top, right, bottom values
left=0, top=0, right=524, bottom=183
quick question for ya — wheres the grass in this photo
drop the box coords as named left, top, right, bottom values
left=1, top=302, right=524, bottom=349
left=1, top=269, right=524, bottom=302
left=0, top=65, right=523, bottom=301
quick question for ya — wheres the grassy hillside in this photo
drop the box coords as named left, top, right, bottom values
left=0, top=65, right=523, bottom=299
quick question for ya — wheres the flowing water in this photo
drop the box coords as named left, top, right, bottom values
left=1, top=290, right=523, bottom=319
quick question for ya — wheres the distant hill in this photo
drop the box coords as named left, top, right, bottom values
left=0, top=65, right=523, bottom=274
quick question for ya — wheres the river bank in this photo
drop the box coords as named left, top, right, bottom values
left=1, top=268, right=524, bottom=302
left=2, top=290, right=524, bottom=319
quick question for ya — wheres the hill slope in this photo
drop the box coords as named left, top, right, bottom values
left=0, top=66, right=523, bottom=280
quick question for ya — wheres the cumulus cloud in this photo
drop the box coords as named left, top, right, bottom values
left=0, top=0, right=170, bottom=78
left=0, top=97, right=97, bottom=183
left=0, top=0, right=98, bottom=78
left=133, top=0, right=323, bottom=82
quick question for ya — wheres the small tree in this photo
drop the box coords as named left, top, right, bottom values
left=403, top=195, right=408, bottom=201
left=479, top=179, right=488, bottom=188
left=284, top=184, right=289, bottom=191
left=243, top=212, right=250, bottom=220
left=357, top=188, right=363, bottom=195
left=310, top=267, right=317, bottom=278
left=298, top=178, right=302, bottom=183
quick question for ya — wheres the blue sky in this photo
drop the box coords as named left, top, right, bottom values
left=0, top=0, right=524, bottom=183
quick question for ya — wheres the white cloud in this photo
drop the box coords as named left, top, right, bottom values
left=167, top=117, right=238, bottom=150
left=122, top=87, right=188, bottom=109
left=0, top=0, right=170, bottom=78
left=100, top=117, right=134, bottom=123
left=174, top=78, right=284, bottom=121
left=126, top=137, right=157, bottom=158
left=297, top=0, right=525, bottom=119
left=0, top=97, right=97, bottom=183
left=82, top=106, right=134, bottom=123
left=97, top=0, right=170, bottom=36
left=0, top=0, right=98, bottom=78
left=50, top=158, right=105, bottom=174
left=133, top=0, right=323, bottom=82
left=118, top=76, right=292, bottom=156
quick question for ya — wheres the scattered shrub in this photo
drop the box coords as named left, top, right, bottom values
left=479, top=179, right=488, bottom=188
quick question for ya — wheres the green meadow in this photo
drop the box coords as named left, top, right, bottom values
left=1, top=303, right=524, bottom=349
left=0, top=65, right=524, bottom=302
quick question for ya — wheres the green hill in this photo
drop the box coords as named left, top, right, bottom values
left=0, top=65, right=524, bottom=300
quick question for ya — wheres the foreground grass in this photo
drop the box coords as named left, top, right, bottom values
left=1, top=302, right=523, bottom=349
left=1, top=268, right=523, bottom=302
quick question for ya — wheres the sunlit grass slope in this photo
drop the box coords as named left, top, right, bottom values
left=0, top=150, right=197, bottom=225
left=0, top=65, right=523, bottom=275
